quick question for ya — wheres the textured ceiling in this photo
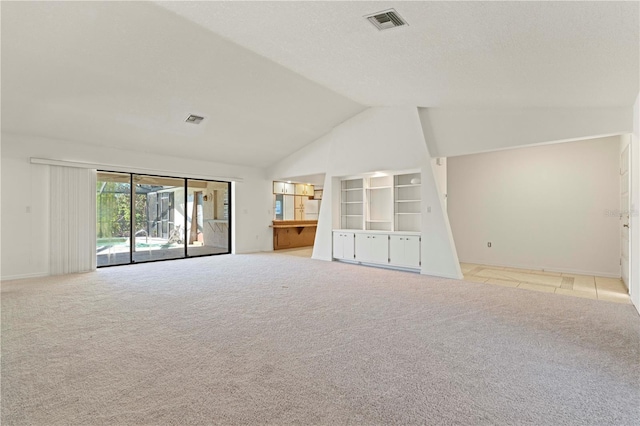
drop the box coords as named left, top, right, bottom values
left=2, top=1, right=638, bottom=171
left=158, top=1, right=639, bottom=108
left=1, top=1, right=364, bottom=168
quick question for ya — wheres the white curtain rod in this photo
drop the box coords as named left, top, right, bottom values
left=30, top=157, right=244, bottom=183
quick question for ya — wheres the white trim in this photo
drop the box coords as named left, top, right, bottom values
left=1, top=272, right=50, bottom=281
left=448, top=132, right=628, bottom=159
left=422, top=271, right=464, bottom=280
left=459, top=260, right=624, bottom=280
left=30, top=157, right=244, bottom=183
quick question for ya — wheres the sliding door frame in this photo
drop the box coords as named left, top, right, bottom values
left=97, top=170, right=232, bottom=268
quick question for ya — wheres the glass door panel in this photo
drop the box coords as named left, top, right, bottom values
left=132, top=175, right=185, bottom=263
left=187, top=180, right=231, bottom=257
left=96, top=172, right=131, bottom=266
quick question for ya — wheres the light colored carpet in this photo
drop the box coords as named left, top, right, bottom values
left=2, top=253, right=639, bottom=425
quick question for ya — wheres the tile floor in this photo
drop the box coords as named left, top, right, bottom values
left=461, top=263, right=631, bottom=304
left=276, top=249, right=631, bottom=305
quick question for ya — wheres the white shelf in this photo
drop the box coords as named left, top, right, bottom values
left=341, top=177, right=364, bottom=230
left=340, top=174, right=422, bottom=232
left=394, top=173, right=422, bottom=232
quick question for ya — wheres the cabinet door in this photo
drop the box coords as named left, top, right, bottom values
left=343, top=233, right=355, bottom=260
left=403, top=236, right=421, bottom=267
left=277, top=229, right=290, bottom=248
left=390, top=235, right=421, bottom=268
left=333, top=232, right=344, bottom=259
left=284, top=183, right=295, bottom=194
left=273, top=181, right=285, bottom=194
left=389, top=235, right=404, bottom=265
left=355, top=233, right=370, bottom=262
left=369, top=234, right=389, bottom=264
left=333, top=232, right=354, bottom=259
left=295, top=184, right=305, bottom=195
left=355, top=233, right=388, bottom=264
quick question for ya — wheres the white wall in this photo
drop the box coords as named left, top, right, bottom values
left=431, top=157, right=447, bottom=209
left=631, top=93, right=640, bottom=313
left=448, top=136, right=622, bottom=276
left=269, top=107, right=462, bottom=279
left=419, top=107, right=633, bottom=158
left=1, top=132, right=273, bottom=280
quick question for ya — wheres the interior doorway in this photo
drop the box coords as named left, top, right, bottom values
left=621, top=143, right=631, bottom=289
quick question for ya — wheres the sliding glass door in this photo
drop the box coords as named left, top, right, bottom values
left=96, top=172, right=131, bottom=266
left=186, top=180, right=230, bottom=257
left=96, top=172, right=231, bottom=267
left=132, top=175, right=184, bottom=263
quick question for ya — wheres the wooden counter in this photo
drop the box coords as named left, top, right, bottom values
left=272, top=220, right=317, bottom=250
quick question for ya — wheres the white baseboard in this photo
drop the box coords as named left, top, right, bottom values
left=312, top=255, right=332, bottom=262
left=233, top=249, right=266, bottom=254
left=1, top=272, right=49, bottom=281
left=421, top=270, right=464, bottom=280
left=460, top=260, right=621, bottom=278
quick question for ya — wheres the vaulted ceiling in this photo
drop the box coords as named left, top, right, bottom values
left=158, top=1, right=639, bottom=108
left=2, top=1, right=638, bottom=168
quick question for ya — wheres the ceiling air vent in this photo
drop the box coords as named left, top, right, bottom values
left=365, top=9, right=407, bottom=31
left=185, top=114, right=204, bottom=124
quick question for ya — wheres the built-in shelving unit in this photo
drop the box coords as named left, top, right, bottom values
left=366, top=175, right=393, bottom=231
left=339, top=172, right=422, bottom=232
left=341, top=178, right=364, bottom=230
left=335, top=171, right=422, bottom=272
left=394, top=172, right=421, bottom=232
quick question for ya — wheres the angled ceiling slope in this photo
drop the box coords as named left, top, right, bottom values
left=158, top=1, right=639, bottom=108
left=1, top=1, right=365, bottom=168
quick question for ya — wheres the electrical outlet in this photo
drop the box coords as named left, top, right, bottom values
left=487, top=242, right=492, bottom=248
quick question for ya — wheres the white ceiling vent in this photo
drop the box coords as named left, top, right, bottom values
left=365, top=9, right=408, bottom=31
left=185, top=114, right=204, bottom=124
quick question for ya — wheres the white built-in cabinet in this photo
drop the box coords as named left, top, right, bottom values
left=355, top=233, right=389, bottom=264
left=333, top=231, right=421, bottom=270
left=335, top=171, right=422, bottom=272
left=333, top=232, right=355, bottom=260
left=389, top=235, right=421, bottom=268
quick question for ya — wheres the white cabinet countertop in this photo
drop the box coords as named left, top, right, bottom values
left=332, top=229, right=421, bottom=236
